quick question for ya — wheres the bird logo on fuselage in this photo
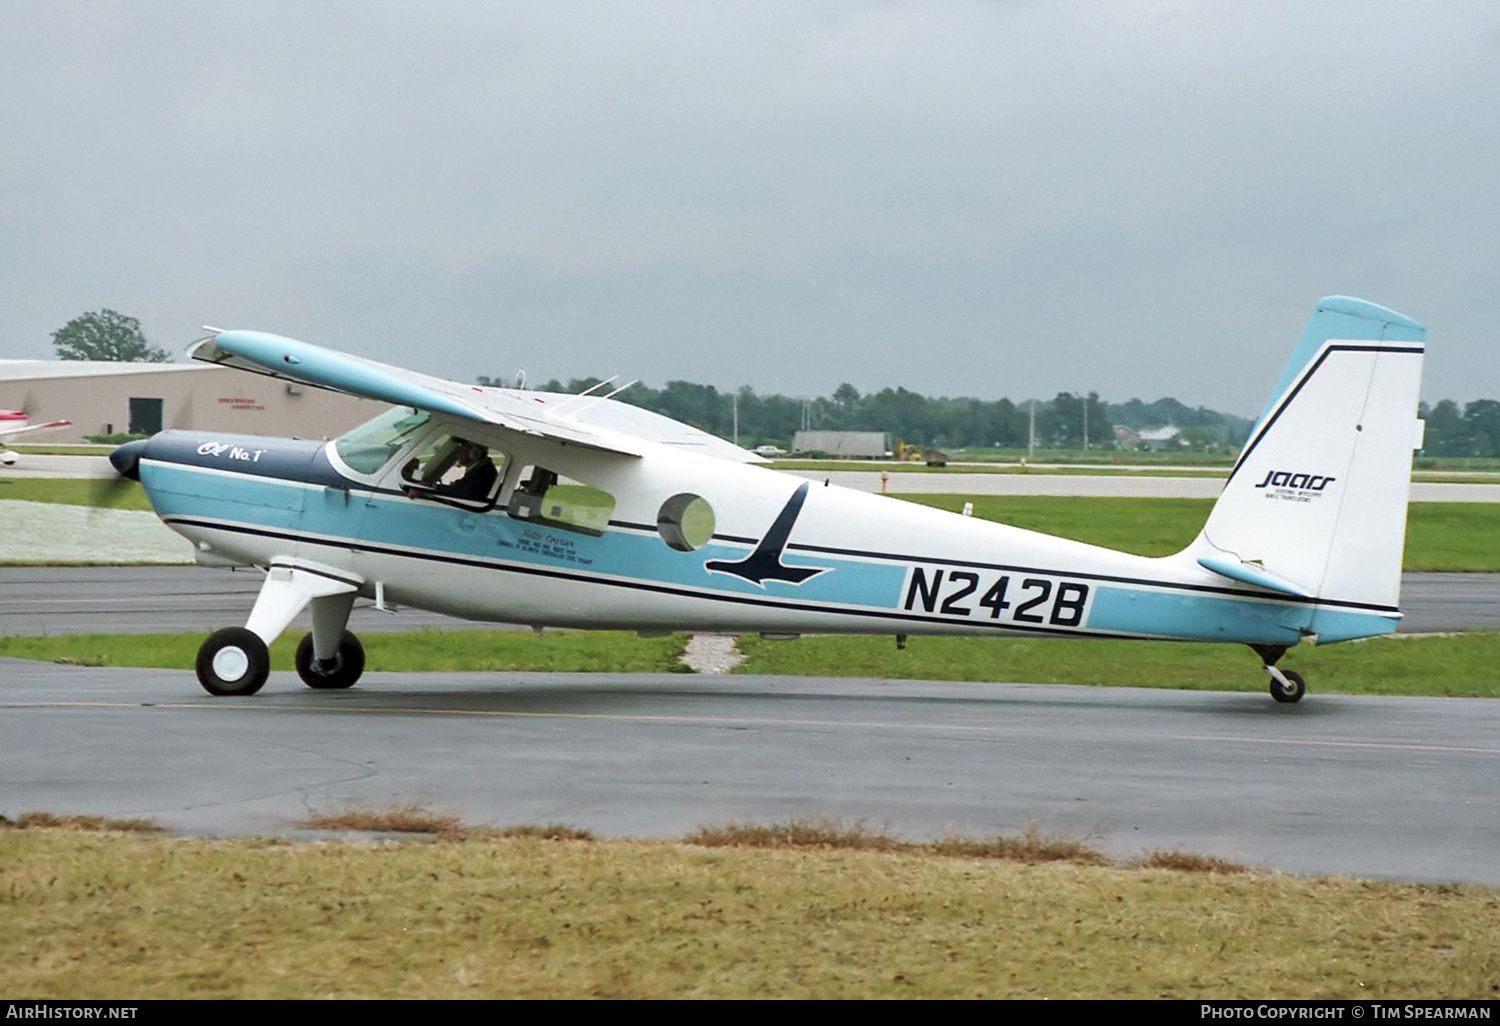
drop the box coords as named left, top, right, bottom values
left=704, top=481, right=830, bottom=587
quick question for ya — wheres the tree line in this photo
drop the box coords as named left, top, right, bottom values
left=491, top=373, right=1250, bottom=451
left=1418, top=400, right=1500, bottom=458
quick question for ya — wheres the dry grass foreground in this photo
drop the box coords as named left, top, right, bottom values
left=4, top=815, right=1499, bottom=999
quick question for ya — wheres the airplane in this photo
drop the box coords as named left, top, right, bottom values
left=0, top=412, right=73, bottom=465
left=104, top=296, right=1426, bottom=703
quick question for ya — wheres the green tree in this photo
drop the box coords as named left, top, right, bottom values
left=1419, top=400, right=1468, bottom=456
left=52, top=309, right=169, bottom=362
left=832, top=382, right=861, bottom=412
left=1465, top=399, right=1500, bottom=457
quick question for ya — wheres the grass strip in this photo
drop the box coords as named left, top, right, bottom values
left=287, top=806, right=597, bottom=841
left=2, top=822, right=1497, bottom=999
left=769, top=460, right=1230, bottom=476
left=5, top=628, right=1498, bottom=698
left=0, top=811, right=161, bottom=833
left=735, top=632, right=1500, bottom=698
left=0, top=629, right=690, bottom=675
left=0, top=477, right=151, bottom=510
left=686, top=820, right=1113, bottom=867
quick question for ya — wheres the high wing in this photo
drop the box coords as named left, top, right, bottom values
left=188, top=330, right=760, bottom=463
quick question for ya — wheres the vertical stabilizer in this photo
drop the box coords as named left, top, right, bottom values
left=1188, top=297, right=1425, bottom=640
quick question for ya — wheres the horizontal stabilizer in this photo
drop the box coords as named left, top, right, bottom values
left=1196, top=555, right=1310, bottom=597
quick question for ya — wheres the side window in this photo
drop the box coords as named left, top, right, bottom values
left=509, top=465, right=615, bottom=536
left=400, top=435, right=506, bottom=509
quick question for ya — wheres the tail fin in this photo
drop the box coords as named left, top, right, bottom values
left=1187, top=296, right=1425, bottom=641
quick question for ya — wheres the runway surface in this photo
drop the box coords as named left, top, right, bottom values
left=4, top=657, right=1498, bottom=886
left=3, top=566, right=1495, bottom=635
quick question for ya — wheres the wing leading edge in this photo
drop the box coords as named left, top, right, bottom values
left=190, top=330, right=759, bottom=462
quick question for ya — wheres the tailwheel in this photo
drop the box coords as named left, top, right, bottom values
left=1268, top=667, right=1306, bottom=704
left=295, top=630, right=365, bottom=690
left=197, top=627, right=271, bottom=697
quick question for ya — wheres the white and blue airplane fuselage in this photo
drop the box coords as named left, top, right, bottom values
left=110, top=296, right=1426, bottom=702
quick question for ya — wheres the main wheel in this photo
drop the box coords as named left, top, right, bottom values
left=197, top=627, right=270, bottom=696
left=1270, top=669, right=1306, bottom=704
left=294, top=630, right=365, bottom=690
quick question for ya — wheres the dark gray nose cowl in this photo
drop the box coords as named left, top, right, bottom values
left=109, top=439, right=148, bottom=480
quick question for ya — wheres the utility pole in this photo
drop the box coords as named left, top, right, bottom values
left=1028, top=400, right=1035, bottom=461
left=732, top=393, right=738, bottom=446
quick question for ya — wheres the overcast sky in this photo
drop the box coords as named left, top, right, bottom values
left=2, top=1, right=1496, bottom=415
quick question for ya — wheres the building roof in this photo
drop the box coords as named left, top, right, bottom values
left=0, top=360, right=218, bottom=382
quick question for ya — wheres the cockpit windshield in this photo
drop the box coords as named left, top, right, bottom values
left=333, top=407, right=431, bottom=476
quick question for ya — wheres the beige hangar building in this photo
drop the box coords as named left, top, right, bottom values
left=0, top=360, right=384, bottom=443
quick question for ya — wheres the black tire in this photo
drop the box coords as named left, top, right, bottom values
left=294, top=630, right=365, bottom=690
left=1270, top=669, right=1306, bottom=704
left=196, top=627, right=270, bottom=697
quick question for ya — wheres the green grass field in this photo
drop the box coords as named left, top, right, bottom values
left=4, top=820, right=1498, bottom=999
left=0, top=476, right=152, bottom=510
left=736, top=632, right=1500, bottom=698
left=901, top=495, right=1500, bottom=571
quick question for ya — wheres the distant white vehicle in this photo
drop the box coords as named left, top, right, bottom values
left=753, top=445, right=787, bottom=458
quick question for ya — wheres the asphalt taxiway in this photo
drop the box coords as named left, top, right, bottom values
left=4, top=657, right=1498, bottom=886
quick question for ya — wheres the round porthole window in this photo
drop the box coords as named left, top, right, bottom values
left=658, top=493, right=715, bottom=552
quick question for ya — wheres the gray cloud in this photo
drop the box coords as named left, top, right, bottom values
left=2, top=1, right=1496, bottom=415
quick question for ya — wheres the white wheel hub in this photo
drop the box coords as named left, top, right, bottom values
left=212, top=646, right=250, bottom=682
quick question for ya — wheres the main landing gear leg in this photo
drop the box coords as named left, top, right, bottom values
left=1249, top=643, right=1306, bottom=704
left=195, top=560, right=364, bottom=697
